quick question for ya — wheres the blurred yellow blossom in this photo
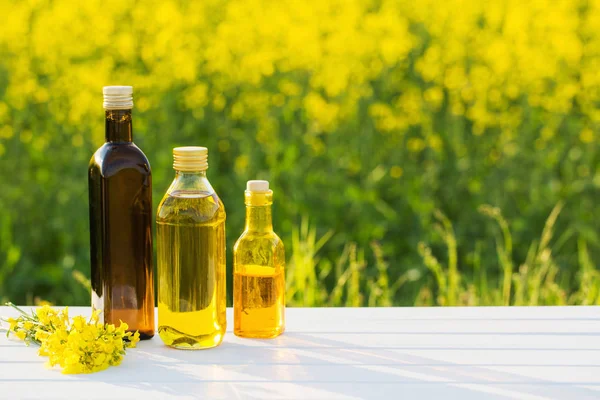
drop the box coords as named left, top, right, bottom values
left=218, top=139, right=230, bottom=152
left=428, top=134, right=443, bottom=152
left=407, top=138, right=426, bottom=153
left=235, top=155, right=249, bottom=173
left=580, top=128, right=594, bottom=144
left=304, top=93, right=339, bottom=132
left=390, top=166, right=403, bottom=179
left=0, top=0, right=596, bottom=144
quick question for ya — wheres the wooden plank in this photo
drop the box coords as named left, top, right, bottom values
left=2, top=347, right=599, bottom=366
left=2, top=361, right=600, bottom=383
left=0, top=382, right=599, bottom=400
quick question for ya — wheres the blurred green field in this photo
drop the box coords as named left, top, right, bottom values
left=0, top=0, right=599, bottom=307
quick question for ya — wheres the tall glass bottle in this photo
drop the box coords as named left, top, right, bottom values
left=88, top=86, right=155, bottom=339
left=157, top=147, right=226, bottom=349
left=234, top=180, right=285, bottom=338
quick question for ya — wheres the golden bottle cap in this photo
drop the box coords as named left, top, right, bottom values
left=173, top=146, right=208, bottom=172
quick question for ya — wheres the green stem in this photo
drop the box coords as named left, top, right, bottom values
left=5, top=302, right=31, bottom=317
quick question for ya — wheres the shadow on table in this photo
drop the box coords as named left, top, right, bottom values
left=66, top=332, right=600, bottom=400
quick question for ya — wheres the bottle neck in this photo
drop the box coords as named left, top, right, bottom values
left=169, top=170, right=212, bottom=194
left=175, top=170, right=208, bottom=181
left=245, top=205, right=273, bottom=233
left=105, top=110, right=133, bottom=142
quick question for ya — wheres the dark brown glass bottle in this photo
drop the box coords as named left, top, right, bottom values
left=88, top=86, right=155, bottom=339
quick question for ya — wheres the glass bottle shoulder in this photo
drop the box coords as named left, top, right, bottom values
left=157, top=190, right=226, bottom=226
left=234, top=230, right=283, bottom=250
left=234, top=230, right=284, bottom=273
left=89, top=142, right=151, bottom=178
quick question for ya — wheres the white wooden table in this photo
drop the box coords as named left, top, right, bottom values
left=1, top=307, right=599, bottom=399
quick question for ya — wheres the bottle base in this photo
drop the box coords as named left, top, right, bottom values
left=234, top=327, right=284, bottom=339
left=166, top=342, right=220, bottom=350
left=136, top=331, right=155, bottom=341
left=158, top=326, right=225, bottom=350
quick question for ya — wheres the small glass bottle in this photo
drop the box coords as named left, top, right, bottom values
left=156, top=147, right=226, bottom=349
left=234, top=180, right=285, bottom=338
left=88, top=86, right=155, bottom=339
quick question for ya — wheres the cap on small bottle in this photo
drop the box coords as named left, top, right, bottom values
left=173, top=146, right=208, bottom=171
left=246, top=180, right=270, bottom=193
left=245, top=180, right=273, bottom=206
left=103, top=86, right=133, bottom=110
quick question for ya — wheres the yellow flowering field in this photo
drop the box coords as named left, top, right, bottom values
left=0, top=0, right=599, bottom=306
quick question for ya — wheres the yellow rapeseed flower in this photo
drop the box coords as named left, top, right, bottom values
left=7, top=317, right=18, bottom=331
left=128, top=331, right=141, bottom=347
left=3, top=302, right=138, bottom=374
left=35, top=306, right=51, bottom=325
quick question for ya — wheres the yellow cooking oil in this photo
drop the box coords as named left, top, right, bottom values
left=156, top=147, right=226, bottom=349
left=234, top=180, right=285, bottom=338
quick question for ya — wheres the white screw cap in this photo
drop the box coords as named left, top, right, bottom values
left=246, top=180, right=269, bottom=192
left=103, top=86, right=133, bottom=110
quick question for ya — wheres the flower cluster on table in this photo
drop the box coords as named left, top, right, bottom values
left=1, top=303, right=139, bottom=374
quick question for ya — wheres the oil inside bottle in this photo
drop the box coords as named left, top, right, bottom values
left=234, top=265, right=285, bottom=338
